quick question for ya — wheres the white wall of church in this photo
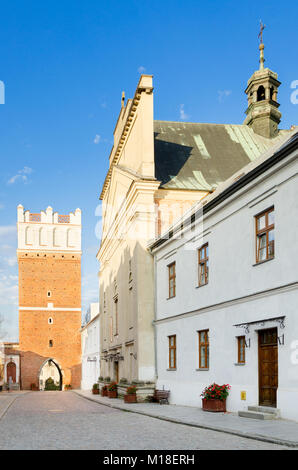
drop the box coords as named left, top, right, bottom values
left=153, top=144, right=298, bottom=420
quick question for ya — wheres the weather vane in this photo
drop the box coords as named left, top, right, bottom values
left=258, top=20, right=266, bottom=44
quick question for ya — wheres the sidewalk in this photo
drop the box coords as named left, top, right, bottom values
left=74, top=390, right=298, bottom=448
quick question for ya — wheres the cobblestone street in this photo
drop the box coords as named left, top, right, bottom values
left=0, top=392, right=288, bottom=450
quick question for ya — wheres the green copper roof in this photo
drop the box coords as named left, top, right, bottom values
left=154, top=121, right=290, bottom=190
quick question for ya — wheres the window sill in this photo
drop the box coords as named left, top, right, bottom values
left=196, top=368, right=209, bottom=371
left=234, top=363, right=246, bottom=366
left=196, top=283, right=208, bottom=289
left=253, top=257, right=274, bottom=267
left=167, top=368, right=177, bottom=371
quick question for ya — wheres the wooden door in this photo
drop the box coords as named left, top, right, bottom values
left=258, top=328, right=278, bottom=407
left=114, top=362, right=119, bottom=383
left=7, top=362, right=16, bottom=383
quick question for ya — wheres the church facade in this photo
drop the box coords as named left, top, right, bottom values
left=17, top=205, right=82, bottom=390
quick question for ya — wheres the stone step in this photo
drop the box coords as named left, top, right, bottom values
left=248, top=405, right=280, bottom=417
left=238, top=410, right=278, bottom=420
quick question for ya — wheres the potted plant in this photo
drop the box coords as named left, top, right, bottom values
left=64, top=384, right=72, bottom=391
left=101, top=385, right=108, bottom=397
left=124, top=385, right=137, bottom=403
left=201, top=383, right=231, bottom=412
left=92, top=383, right=99, bottom=395
left=107, top=381, right=117, bottom=398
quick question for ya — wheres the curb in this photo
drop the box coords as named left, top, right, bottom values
left=73, top=391, right=298, bottom=449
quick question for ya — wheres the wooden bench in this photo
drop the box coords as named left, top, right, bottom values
left=154, top=389, right=170, bottom=404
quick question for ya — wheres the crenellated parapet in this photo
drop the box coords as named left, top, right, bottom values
left=17, top=205, right=81, bottom=252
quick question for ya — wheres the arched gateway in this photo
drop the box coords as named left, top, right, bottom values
left=39, top=359, right=63, bottom=391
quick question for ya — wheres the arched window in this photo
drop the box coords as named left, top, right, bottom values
left=67, top=229, right=76, bottom=247
left=25, top=226, right=33, bottom=245
left=39, top=227, right=47, bottom=245
left=257, top=85, right=265, bottom=102
left=270, top=87, right=274, bottom=100
left=53, top=228, right=64, bottom=247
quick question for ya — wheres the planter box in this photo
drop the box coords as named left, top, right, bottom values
left=101, top=387, right=108, bottom=397
left=124, top=394, right=137, bottom=403
left=108, top=390, right=117, bottom=399
left=92, top=388, right=99, bottom=395
left=202, top=398, right=226, bottom=412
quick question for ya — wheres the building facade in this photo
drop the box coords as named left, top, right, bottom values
left=97, top=42, right=291, bottom=385
left=17, top=205, right=82, bottom=390
left=81, top=302, right=100, bottom=390
left=150, top=130, right=298, bottom=420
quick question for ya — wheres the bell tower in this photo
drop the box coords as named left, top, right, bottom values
left=244, top=34, right=281, bottom=138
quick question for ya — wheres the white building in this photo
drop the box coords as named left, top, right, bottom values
left=150, top=130, right=298, bottom=420
left=81, top=303, right=100, bottom=390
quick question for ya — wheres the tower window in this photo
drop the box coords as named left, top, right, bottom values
left=49, top=340, right=53, bottom=347
left=48, top=318, right=53, bottom=325
left=257, top=85, right=265, bottom=101
left=47, top=291, right=52, bottom=298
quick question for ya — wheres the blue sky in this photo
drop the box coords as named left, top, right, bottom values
left=0, top=0, right=297, bottom=340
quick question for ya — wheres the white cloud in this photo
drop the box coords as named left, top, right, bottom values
left=218, top=90, right=232, bottom=103
left=179, top=104, right=190, bottom=120
left=138, top=66, right=146, bottom=74
left=7, top=166, right=33, bottom=185
left=93, top=134, right=101, bottom=144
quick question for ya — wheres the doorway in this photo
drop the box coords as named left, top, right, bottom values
left=39, top=359, right=62, bottom=391
left=7, top=362, right=16, bottom=383
left=258, top=328, right=278, bottom=407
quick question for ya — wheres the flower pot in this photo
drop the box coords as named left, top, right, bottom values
left=202, top=398, right=226, bottom=412
left=124, top=394, right=137, bottom=403
left=108, top=390, right=117, bottom=399
left=101, top=388, right=108, bottom=397
left=92, top=388, right=99, bottom=395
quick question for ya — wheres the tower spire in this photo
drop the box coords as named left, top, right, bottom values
left=243, top=22, right=282, bottom=139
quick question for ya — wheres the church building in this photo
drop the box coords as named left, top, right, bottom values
left=97, top=39, right=291, bottom=387
left=17, top=205, right=82, bottom=390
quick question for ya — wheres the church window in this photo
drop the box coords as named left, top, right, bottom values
left=48, top=318, right=53, bottom=325
left=198, top=330, right=209, bottom=369
left=49, top=340, right=53, bottom=347
left=255, top=207, right=274, bottom=263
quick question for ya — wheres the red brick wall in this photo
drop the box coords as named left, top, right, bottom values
left=18, top=252, right=81, bottom=390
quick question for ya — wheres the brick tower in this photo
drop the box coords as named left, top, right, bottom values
left=17, top=205, right=82, bottom=390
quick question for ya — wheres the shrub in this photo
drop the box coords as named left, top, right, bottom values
left=201, top=383, right=231, bottom=401
left=108, top=381, right=117, bottom=392
left=93, top=383, right=99, bottom=390
left=64, top=384, right=72, bottom=389
left=120, top=378, right=128, bottom=384
left=104, top=376, right=111, bottom=383
left=126, top=385, right=137, bottom=395
left=98, top=376, right=103, bottom=382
